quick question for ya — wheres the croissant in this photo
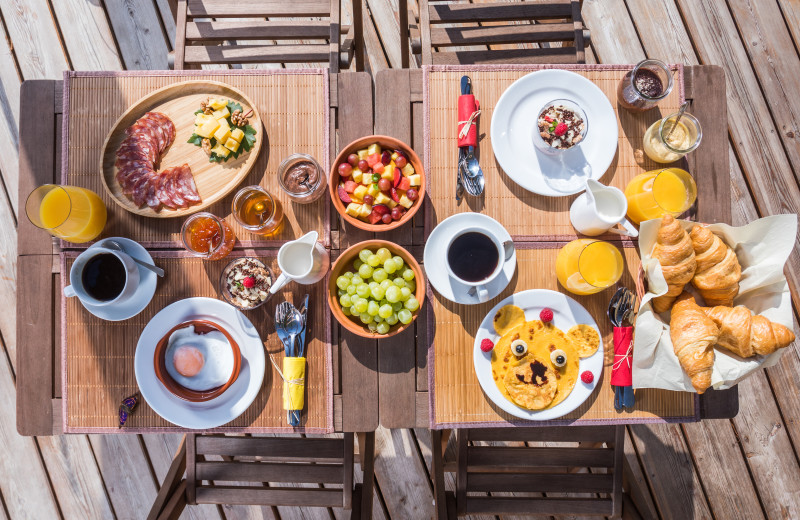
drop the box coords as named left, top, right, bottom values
left=689, top=226, right=742, bottom=306
left=670, top=292, right=719, bottom=393
left=651, top=215, right=696, bottom=313
left=700, top=306, right=795, bottom=358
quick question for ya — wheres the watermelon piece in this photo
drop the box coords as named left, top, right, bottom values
left=393, top=167, right=401, bottom=187
left=373, top=162, right=385, bottom=174
left=343, top=180, right=358, bottom=193
left=367, top=153, right=381, bottom=167
left=367, top=209, right=382, bottom=225
left=372, top=203, right=390, bottom=215
left=390, top=187, right=400, bottom=203
left=337, top=185, right=352, bottom=204
left=397, top=177, right=411, bottom=191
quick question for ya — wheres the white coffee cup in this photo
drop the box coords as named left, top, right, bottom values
left=445, top=227, right=508, bottom=303
left=63, top=246, right=140, bottom=307
left=570, top=179, right=638, bottom=237
left=269, top=231, right=330, bottom=294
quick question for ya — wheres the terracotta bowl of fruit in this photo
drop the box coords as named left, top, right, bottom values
left=330, top=136, right=425, bottom=231
left=328, top=240, right=425, bottom=339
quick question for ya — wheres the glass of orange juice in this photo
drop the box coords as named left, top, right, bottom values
left=25, top=185, right=107, bottom=243
left=555, top=239, right=624, bottom=295
left=624, top=168, right=697, bottom=225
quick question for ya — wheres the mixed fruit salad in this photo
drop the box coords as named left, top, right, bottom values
left=336, top=143, right=421, bottom=225
left=335, top=247, right=420, bottom=335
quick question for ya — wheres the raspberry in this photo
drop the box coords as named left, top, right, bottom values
left=539, top=308, right=554, bottom=323
left=242, top=277, right=255, bottom=289
left=581, top=371, right=594, bottom=384
left=480, top=338, right=495, bottom=353
left=544, top=115, right=553, bottom=123
left=554, top=122, right=568, bottom=137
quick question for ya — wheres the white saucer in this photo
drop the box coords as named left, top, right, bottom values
left=134, top=297, right=266, bottom=429
left=424, top=213, right=516, bottom=305
left=473, top=289, right=603, bottom=420
left=491, top=69, right=619, bottom=196
left=76, top=237, right=158, bottom=321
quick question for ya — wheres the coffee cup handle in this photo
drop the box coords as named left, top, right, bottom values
left=269, top=273, right=291, bottom=295
left=476, top=285, right=490, bottom=303
left=63, top=285, right=77, bottom=298
left=608, top=218, right=639, bottom=238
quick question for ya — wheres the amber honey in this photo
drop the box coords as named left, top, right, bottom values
left=181, top=212, right=236, bottom=261
left=232, top=186, right=284, bottom=236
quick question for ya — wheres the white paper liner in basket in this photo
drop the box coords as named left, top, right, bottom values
left=632, top=214, right=797, bottom=392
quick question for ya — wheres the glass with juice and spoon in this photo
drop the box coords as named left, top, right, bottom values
left=232, top=185, right=284, bottom=237
left=181, top=212, right=237, bottom=261
left=26, top=184, right=107, bottom=243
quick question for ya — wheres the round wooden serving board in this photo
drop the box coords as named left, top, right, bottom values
left=100, top=80, right=264, bottom=218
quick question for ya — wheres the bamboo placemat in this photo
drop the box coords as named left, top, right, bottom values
left=62, top=70, right=330, bottom=249
left=61, top=249, right=333, bottom=433
left=423, top=64, right=685, bottom=241
left=428, top=244, right=698, bottom=428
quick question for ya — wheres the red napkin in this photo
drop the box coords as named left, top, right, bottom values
left=457, top=94, right=480, bottom=148
left=610, top=326, right=633, bottom=387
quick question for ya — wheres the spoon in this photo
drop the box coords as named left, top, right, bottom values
left=280, top=302, right=305, bottom=426
left=104, top=240, right=164, bottom=277
left=459, top=76, right=485, bottom=196
left=665, top=101, right=690, bottom=141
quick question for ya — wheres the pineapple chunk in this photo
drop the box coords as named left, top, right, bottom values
left=345, top=203, right=361, bottom=217
left=367, top=143, right=381, bottom=156
left=374, top=193, right=392, bottom=206
left=211, top=143, right=230, bottom=158
left=213, top=125, right=231, bottom=144
left=209, top=98, right=227, bottom=110
left=357, top=149, right=370, bottom=160
left=367, top=184, right=380, bottom=197
left=352, top=168, right=363, bottom=183
left=381, top=164, right=395, bottom=180
left=224, top=138, right=240, bottom=152
left=196, top=118, right=221, bottom=138
left=353, top=185, right=368, bottom=201
left=408, top=174, right=421, bottom=186
left=386, top=199, right=398, bottom=209
left=362, top=174, right=374, bottom=186
left=391, top=152, right=399, bottom=161
left=357, top=203, right=372, bottom=218
left=401, top=163, right=415, bottom=177
left=398, top=194, right=413, bottom=209
left=230, top=128, right=245, bottom=143
left=212, top=107, right=230, bottom=120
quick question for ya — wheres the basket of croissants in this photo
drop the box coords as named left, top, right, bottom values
left=632, top=214, right=797, bottom=394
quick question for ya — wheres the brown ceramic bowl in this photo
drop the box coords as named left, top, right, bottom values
left=328, top=240, right=425, bottom=339
left=329, top=135, right=425, bottom=232
left=154, top=319, right=242, bottom=402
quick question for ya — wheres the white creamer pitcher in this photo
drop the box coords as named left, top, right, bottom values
left=269, top=231, right=330, bottom=294
left=569, top=179, right=638, bottom=237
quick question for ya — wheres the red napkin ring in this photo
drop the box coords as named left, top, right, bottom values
left=610, top=326, right=633, bottom=387
left=457, top=94, right=480, bottom=147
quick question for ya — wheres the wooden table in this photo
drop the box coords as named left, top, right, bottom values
left=371, top=65, right=740, bottom=430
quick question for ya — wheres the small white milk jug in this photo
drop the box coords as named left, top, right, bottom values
left=570, top=179, right=638, bottom=237
left=269, top=231, right=330, bottom=294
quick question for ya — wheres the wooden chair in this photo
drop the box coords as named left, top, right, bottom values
left=148, top=432, right=375, bottom=520
left=169, top=0, right=364, bottom=72
left=406, top=0, right=589, bottom=67
left=431, top=426, right=636, bottom=519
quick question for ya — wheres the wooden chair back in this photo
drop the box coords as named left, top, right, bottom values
left=148, top=433, right=374, bottom=520
left=171, top=0, right=364, bottom=72
left=409, top=0, right=589, bottom=66
left=432, top=426, right=627, bottom=518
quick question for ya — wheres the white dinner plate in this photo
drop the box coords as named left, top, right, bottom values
left=473, top=289, right=603, bottom=420
left=134, top=297, right=265, bottom=429
left=491, top=69, right=619, bottom=196
left=423, top=213, right=516, bottom=305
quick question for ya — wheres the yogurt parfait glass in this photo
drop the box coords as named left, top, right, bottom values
left=532, top=99, right=589, bottom=156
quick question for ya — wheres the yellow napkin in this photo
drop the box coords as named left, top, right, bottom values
left=282, top=357, right=306, bottom=411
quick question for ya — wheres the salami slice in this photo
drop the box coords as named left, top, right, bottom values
left=153, top=172, right=177, bottom=210
left=144, top=179, right=161, bottom=210
left=161, top=166, right=186, bottom=207
left=175, top=165, right=201, bottom=203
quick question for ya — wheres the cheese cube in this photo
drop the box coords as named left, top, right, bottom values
left=196, top=118, right=221, bottom=138
left=357, top=149, right=369, bottom=160
left=224, top=138, right=240, bottom=152
left=209, top=98, right=227, bottom=110
left=345, top=203, right=361, bottom=217
left=213, top=125, right=231, bottom=144
left=381, top=164, right=395, bottom=180
left=401, top=163, right=415, bottom=177
left=211, top=143, right=230, bottom=157
left=398, top=194, right=413, bottom=209
left=357, top=203, right=372, bottom=218
left=212, top=107, right=230, bottom=120
left=194, top=113, right=212, bottom=126
left=367, top=143, right=381, bottom=156
left=230, top=128, right=245, bottom=143
left=408, top=174, right=421, bottom=186
left=353, top=185, right=368, bottom=201
left=352, top=168, right=363, bottom=183
left=374, top=193, right=392, bottom=206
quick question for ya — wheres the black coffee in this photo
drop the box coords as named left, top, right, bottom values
left=82, top=253, right=126, bottom=301
left=447, top=232, right=499, bottom=282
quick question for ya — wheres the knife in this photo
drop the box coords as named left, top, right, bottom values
left=288, top=294, right=309, bottom=426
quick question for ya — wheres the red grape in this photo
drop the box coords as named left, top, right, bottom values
left=381, top=151, right=392, bottom=165
left=394, top=155, right=408, bottom=168
left=381, top=213, right=393, bottom=224
left=391, top=207, right=403, bottom=220
left=406, top=188, right=418, bottom=201
left=363, top=194, right=374, bottom=205
left=378, top=178, right=391, bottom=192
left=347, top=153, right=358, bottom=166
left=357, top=159, right=369, bottom=171
left=338, top=162, right=353, bottom=177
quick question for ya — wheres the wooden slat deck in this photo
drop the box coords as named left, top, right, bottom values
left=3, top=0, right=800, bottom=519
